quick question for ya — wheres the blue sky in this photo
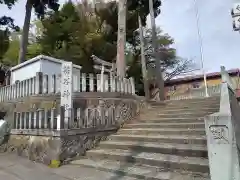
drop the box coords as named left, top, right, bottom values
left=1, top=0, right=240, bottom=73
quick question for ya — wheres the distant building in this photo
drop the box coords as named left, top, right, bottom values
left=164, top=69, right=240, bottom=99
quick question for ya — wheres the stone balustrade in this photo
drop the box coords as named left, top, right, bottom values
left=0, top=72, right=135, bottom=102
left=11, top=94, right=137, bottom=133
left=0, top=62, right=139, bottom=166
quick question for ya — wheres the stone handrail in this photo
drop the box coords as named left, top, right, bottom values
left=0, top=72, right=135, bottom=102
left=7, top=62, right=137, bottom=133
left=4, top=93, right=140, bottom=164
left=0, top=62, right=139, bottom=165
left=11, top=93, right=138, bottom=135
left=204, top=66, right=240, bottom=180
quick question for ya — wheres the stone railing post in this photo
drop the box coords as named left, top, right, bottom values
left=8, top=85, right=11, bottom=100
left=123, top=78, right=128, bottom=93
left=203, top=66, right=240, bottom=180
left=130, top=77, right=135, bottom=94
left=116, top=77, right=121, bottom=92
left=221, top=66, right=234, bottom=90
left=72, top=75, right=78, bottom=92
left=50, top=75, right=56, bottom=94
left=0, top=86, right=3, bottom=102
left=25, top=79, right=30, bottom=96
left=81, top=73, right=86, bottom=92
left=104, top=74, right=109, bottom=92
left=19, top=81, right=23, bottom=97
left=22, top=112, right=26, bottom=129
left=13, top=112, right=16, bottom=129
left=42, top=74, right=48, bottom=94
left=38, top=109, right=44, bottom=129
left=50, top=108, right=57, bottom=129
left=23, top=80, right=27, bottom=97
left=56, top=74, right=61, bottom=93
left=120, top=77, right=124, bottom=93
left=32, top=77, right=36, bottom=94
left=28, top=78, right=32, bottom=95
left=34, top=111, right=39, bottom=129
left=76, top=108, right=81, bottom=128
left=58, top=106, right=65, bottom=130
left=19, top=112, right=23, bottom=129
left=89, top=74, right=94, bottom=92
left=35, top=72, right=43, bottom=94
left=100, top=65, right=105, bottom=92
left=29, top=111, right=32, bottom=129
left=110, top=75, right=116, bottom=92
left=205, top=113, right=240, bottom=180
left=14, top=113, right=19, bottom=129
left=128, top=79, right=132, bottom=94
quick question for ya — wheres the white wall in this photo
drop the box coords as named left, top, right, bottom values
left=40, top=59, right=61, bottom=76
left=40, top=59, right=81, bottom=80
left=11, top=58, right=81, bottom=84
left=11, top=61, right=41, bottom=83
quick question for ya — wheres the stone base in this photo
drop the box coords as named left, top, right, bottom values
left=0, top=129, right=115, bottom=166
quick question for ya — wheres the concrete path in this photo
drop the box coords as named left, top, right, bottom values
left=0, top=153, right=137, bottom=180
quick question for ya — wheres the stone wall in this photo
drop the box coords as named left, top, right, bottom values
left=0, top=130, right=114, bottom=165
left=0, top=92, right=142, bottom=166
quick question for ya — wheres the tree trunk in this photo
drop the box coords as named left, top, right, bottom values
left=149, top=0, right=165, bottom=101
left=18, top=0, right=32, bottom=64
left=138, top=15, right=150, bottom=99
left=116, top=0, right=127, bottom=77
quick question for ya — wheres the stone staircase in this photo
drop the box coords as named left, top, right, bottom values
left=70, top=97, right=220, bottom=180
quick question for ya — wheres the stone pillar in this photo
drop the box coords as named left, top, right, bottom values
left=50, top=75, right=56, bottom=94
left=60, top=62, right=73, bottom=129
left=205, top=114, right=240, bottom=180
left=43, top=74, right=48, bottom=94
left=100, top=65, right=105, bottom=92
left=89, top=74, right=94, bottom=92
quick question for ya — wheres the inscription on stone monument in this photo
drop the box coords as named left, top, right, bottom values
left=209, top=125, right=229, bottom=144
left=60, top=62, right=73, bottom=128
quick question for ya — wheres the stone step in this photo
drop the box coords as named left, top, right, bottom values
left=149, top=96, right=219, bottom=105
left=153, top=100, right=219, bottom=105
left=86, top=149, right=209, bottom=173
left=118, top=128, right=206, bottom=136
left=109, top=134, right=207, bottom=145
left=168, top=96, right=220, bottom=102
left=155, top=112, right=214, bottom=118
left=150, top=106, right=219, bottom=111
left=139, top=112, right=217, bottom=119
left=99, top=141, right=207, bottom=157
left=135, top=117, right=205, bottom=124
left=53, top=164, right=140, bottom=180
left=150, top=102, right=219, bottom=109
left=167, top=99, right=219, bottom=105
left=145, top=107, right=219, bottom=113
left=124, top=122, right=205, bottom=129
left=71, top=159, right=210, bottom=180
